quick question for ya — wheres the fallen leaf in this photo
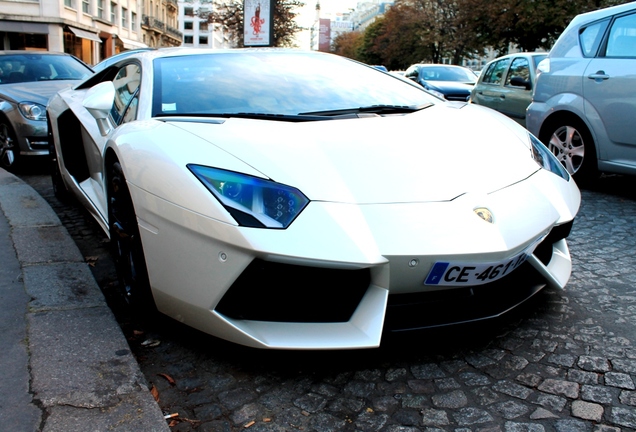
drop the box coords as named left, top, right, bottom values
left=150, top=384, right=160, bottom=402
left=157, top=373, right=176, bottom=386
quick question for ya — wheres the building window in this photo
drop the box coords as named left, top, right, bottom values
left=111, top=2, right=116, bottom=23
left=97, top=0, right=104, bottom=19
left=131, top=12, right=137, bottom=31
left=184, top=35, right=193, bottom=44
left=64, top=0, right=74, bottom=7
left=200, top=22, right=208, bottom=31
left=82, top=0, right=89, bottom=13
left=184, top=22, right=193, bottom=30
left=122, top=7, right=128, bottom=28
left=184, top=7, right=194, bottom=16
left=199, top=36, right=208, bottom=45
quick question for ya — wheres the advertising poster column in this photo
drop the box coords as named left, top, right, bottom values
left=318, top=18, right=331, bottom=52
left=244, top=0, right=273, bottom=47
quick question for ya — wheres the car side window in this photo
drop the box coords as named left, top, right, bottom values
left=579, top=19, right=610, bottom=57
left=111, top=63, right=141, bottom=125
left=605, top=12, right=636, bottom=58
left=505, top=58, right=530, bottom=87
left=481, top=59, right=510, bottom=85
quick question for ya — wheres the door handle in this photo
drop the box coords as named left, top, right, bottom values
left=588, top=71, right=610, bottom=82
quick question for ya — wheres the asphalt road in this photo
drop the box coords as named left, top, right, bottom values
left=17, top=160, right=636, bottom=432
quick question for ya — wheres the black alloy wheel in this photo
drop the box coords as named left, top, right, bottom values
left=107, top=161, right=155, bottom=313
left=0, top=118, right=18, bottom=170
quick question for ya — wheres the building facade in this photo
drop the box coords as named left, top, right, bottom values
left=179, top=0, right=229, bottom=49
left=141, top=0, right=182, bottom=48
left=0, top=0, right=152, bottom=65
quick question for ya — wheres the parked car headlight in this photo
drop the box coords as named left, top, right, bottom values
left=189, top=165, right=309, bottom=229
left=529, top=134, right=569, bottom=181
left=18, top=102, right=47, bottom=121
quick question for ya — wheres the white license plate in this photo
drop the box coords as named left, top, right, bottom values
left=424, top=245, right=537, bottom=286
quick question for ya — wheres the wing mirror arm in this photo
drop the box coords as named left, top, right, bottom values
left=83, top=81, right=116, bottom=136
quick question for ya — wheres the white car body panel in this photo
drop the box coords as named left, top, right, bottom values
left=47, top=49, right=581, bottom=349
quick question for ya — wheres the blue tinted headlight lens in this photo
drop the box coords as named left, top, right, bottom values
left=529, top=134, right=570, bottom=181
left=188, top=165, right=309, bottom=229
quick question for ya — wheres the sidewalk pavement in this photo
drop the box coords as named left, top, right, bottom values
left=0, top=168, right=169, bottom=431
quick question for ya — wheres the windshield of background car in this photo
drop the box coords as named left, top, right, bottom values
left=418, top=66, right=477, bottom=83
left=0, top=54, right=92, bottom=84
left=151, top=51, right=436, bottom=117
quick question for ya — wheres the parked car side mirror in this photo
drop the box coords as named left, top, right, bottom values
left=509, top=76, right=531, bottom=90
left=83, top=81, right=115, bottom=136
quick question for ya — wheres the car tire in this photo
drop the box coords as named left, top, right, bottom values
left=541, top=116, right=598, bottom=186
left=107, top=161, right=156, bottom=314
left=0, top=117, right=19, bottom=171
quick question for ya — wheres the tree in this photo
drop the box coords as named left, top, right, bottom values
left=332, top=31, right=365, bottom=61
left=201, top=0, right=305, bottom=48
left=463, top=0, right=633, bottom=53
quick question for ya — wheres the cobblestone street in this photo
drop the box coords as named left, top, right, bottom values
left=19, top=167, right=636, bottom=432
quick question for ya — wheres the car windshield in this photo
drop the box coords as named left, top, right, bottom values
left=420, top=66, right=477, bottom=83
left=152, top=51, right=437, bottom=118
left=0, top=54, right=92, bottom=84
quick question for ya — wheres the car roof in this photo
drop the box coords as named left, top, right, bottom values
left=567, top=1, right=636, bottom=28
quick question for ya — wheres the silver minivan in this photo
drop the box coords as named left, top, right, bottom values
left=526, top=2, right=636, bottom=184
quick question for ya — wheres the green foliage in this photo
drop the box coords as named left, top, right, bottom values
left=349, top=0, right=633, bottom=67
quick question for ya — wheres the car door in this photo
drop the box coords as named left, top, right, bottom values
left=583, top=11, right=636, bottom=164
left=471, top=58, right=510, bottom=113
left=498, top=56, right=534, bottom=126
left=62, top=62, right=141, bottom=220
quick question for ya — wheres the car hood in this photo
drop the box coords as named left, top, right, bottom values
left=168, top=104, right=540, bottom=204
left=423, top=80, right=475, bottom=93
left=0, top=81, right=80, bottom=104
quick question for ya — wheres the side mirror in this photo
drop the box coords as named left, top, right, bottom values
left=83, top=81, right=115, bottom=135
left=509, top=76, right=531, bottom=91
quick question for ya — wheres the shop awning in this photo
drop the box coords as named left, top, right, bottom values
left=117, top=36, right=148, bottom=50
left=68, top=26, right=102, bottom=43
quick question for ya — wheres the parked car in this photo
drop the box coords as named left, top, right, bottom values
left=0, top=51, right=93, bottom=170
left=48, top=48, right=579, bottom=349
left=404, top=64, right=477, bottom=101
left=526, top=2, right=636, bottom=184
left=470, top=52, right=548, bottom=127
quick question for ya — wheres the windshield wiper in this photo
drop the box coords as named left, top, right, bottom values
left=299, top=103, right=433, bottom=117
left=156, top=112, right=330, bottom=122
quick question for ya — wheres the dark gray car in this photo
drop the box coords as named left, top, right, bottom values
left=0, top=51, right=93, bottom=170
left=526, top=3, right=636, bottom=184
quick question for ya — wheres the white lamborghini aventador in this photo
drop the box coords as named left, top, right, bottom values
left=47, top=48, right=580, bottom=349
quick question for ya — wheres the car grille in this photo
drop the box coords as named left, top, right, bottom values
left=215, top=259, right=371, bottom=323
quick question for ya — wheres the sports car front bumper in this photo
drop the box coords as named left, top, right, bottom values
left=133, top=169, right=579, bottom=349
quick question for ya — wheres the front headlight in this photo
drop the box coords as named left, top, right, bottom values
left=189, top=165, right=309, bottom=229
left=529, top=134, right=570, bottom=181
left=19, top=102, right=47, bottom=121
